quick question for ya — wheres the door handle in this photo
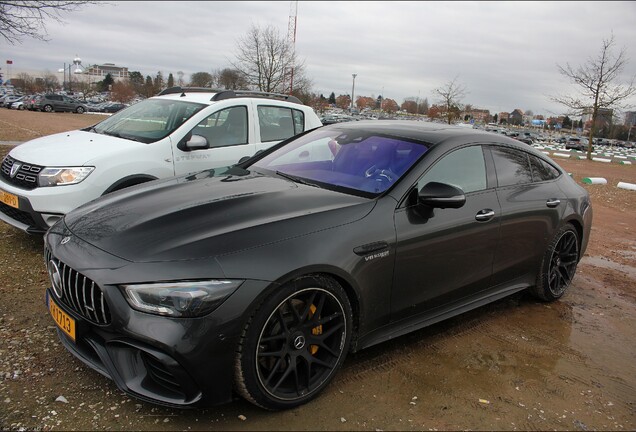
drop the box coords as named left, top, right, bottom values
left=475, top=209, right=495, bottom=222
left=546, top=198, right=561, bottom=208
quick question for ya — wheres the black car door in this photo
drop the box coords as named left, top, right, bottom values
left=487, top=145, right=565, bottom=287
left=391, top=145, right=501, bottom=321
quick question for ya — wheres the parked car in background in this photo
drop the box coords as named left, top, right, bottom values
left=0, top=94, right=23, bottom=108
left=565, top=137, right=591, bottom=151
left=516, top=136, right=534, bottom=145
left=33, top=94, right=88, bottom=114
left=42, top=120, right=592, bottom=409
left=6, top=96, right=25, bottom=109
left=0, top=87, right=322, bottom=233
left=24, top=95, right=40, bottom=111
left=101, top=102, right=128, bottom=113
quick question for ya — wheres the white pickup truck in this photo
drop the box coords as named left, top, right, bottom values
left=0, top=88, right=322, bottom=233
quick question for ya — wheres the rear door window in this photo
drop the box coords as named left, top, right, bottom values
left=258, top=106, right=305, bottom=142
left=491, top=146, right=533, bottom=186
left=529, top=154, right=560, bottom=182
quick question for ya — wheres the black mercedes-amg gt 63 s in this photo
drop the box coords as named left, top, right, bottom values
left=43, top=121, right=592, bottom=410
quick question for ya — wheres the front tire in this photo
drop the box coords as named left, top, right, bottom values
left=531, top=223, right=580, bottom=301
left=234, top=275, right=352, bottom=410
left=76, top=106, right=85, bottom=114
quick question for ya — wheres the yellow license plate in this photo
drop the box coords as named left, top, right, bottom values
left=49, top=295, right=76, bottom=342
left=0, top=189, right=19, bottom=209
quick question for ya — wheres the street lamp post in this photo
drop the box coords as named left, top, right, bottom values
left=350, top=73, right=357, bottom=113
left=58, top=55, right=84, bottom=94
left=380, top=86, right=384, bottom=114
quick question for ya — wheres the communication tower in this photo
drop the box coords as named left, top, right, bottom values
left=286, top=1, right=298, bottom=94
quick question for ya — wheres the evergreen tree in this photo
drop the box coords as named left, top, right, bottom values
left=144, top=75, right=154, bottom=97
left=153, top=71, right=164, bottom=92
left=128, top=71, right=144, bottom=95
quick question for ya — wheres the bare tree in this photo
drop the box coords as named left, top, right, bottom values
left=231, top=24, right=311, bottom=95
left=0, top=1, right=101, bottom=44
left=418, top=97, right=429, bottom=116
left=434, top=76, right=467, bottom=124
left=111, top=81, right=136, bottom=103
left=41, top=70, right=59, bottom=91
left=552, top=34, right=636, bottom=159
left=14, top=71, right=36, bottom=92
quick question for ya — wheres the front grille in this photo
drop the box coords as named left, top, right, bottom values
left=45, top=247, right=111, bottom=325
left=1, top=155, right=42, bottom=190
left=0, top=201, right=36, bottom=227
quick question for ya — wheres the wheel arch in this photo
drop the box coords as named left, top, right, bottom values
left=248, top=265, right=363, bottom=353
left=102, top=174, right=158, bottom=195
left=562, top=216, right=583, bottom=259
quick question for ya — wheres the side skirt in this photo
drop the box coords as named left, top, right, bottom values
left=355, top=283, right=529, bottom=352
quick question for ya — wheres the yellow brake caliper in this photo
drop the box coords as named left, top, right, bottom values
left=309, top=304, right=322, bottom=355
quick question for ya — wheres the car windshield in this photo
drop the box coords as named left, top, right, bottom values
left=251, top=128, right=428, bottom=197
left=89, top=98, right=206, bottom=144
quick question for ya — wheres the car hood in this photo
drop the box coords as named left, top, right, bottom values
left=63, top=169, right=375, bottom=263
left=10, top=130, right=141, bottom=166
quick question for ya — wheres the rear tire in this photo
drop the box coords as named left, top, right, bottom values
left=43, top=105, right=53, bottom=113
left=234, top=275, right=352, bottom=410
left=531, top=223, right=580, bottom=301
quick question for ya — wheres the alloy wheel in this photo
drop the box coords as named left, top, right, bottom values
left=255, top=288, right=346, bottom=401
left=547, top=230, right=578, bottom=297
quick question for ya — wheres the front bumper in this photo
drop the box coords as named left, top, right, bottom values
left=45, top=278, right=272, bottom=407
left=44, top=226, right=273, bottom=407
left=0, top=193, right=55, bottom=234
left=0, top=178, right=100, bottom=234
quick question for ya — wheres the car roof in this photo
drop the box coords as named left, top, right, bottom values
left=152, top=87, right=304, bottom=106
left=322, top=120, right=526, bottom=148
left=155, top=92, right=221, bottom=104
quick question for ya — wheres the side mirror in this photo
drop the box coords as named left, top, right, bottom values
left=238, top=150, right=266, bottom=165
left=418, top=182, right=466, bottom=209
left=178, top=134, right=208, bottom=151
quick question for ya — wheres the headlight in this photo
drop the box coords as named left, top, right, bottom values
left=38, top=167, right=95, bottom=187
left=121, top=280, right=243, bottom=317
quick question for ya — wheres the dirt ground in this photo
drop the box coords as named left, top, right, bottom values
left=0, top=110, right=634, bottom=431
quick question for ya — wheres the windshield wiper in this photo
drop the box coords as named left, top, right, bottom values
left=275, top=171, right=321, bottom=188
left=101, top=131, right=144, bottom=142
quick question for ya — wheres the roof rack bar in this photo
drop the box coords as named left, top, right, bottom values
left=158, top=87, right=226, bottom=96
left=211, top=90, right=302, bottom=105
left=157, top=86, right=304, bottom=105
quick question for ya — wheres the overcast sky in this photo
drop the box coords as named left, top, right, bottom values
left=2, top=1, right=636, bottom=117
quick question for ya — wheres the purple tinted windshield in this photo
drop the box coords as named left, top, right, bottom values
left=253, top=129, right=428, bottom=195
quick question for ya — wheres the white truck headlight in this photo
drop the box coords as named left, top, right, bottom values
left=38, top=167, right=95, bottom=187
